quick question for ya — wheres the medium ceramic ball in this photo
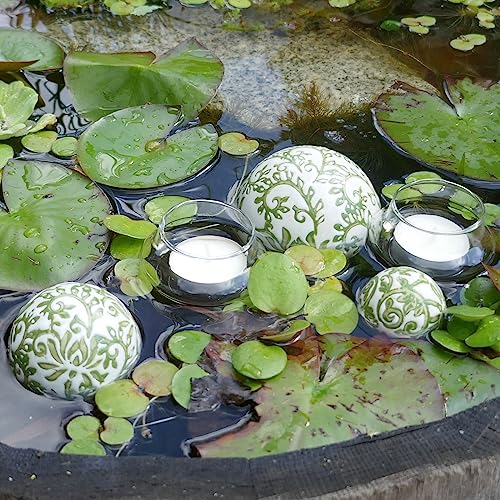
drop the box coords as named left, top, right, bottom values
left=236, top=145, right=380, bottom=256
left=8, top=282, right=142, bottom=400
left=357, top=266, right=446, bottom=338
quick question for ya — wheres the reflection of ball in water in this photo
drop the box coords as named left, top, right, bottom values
left=236, top=145, right=380, bottom=256
left=9, top=282, right=142, bottom=400
left=357, top=266, right=446, bottom=338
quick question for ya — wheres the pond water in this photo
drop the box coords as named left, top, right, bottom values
left=0, top=0, right=498, bottom=459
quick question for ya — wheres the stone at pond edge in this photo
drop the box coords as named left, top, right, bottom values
left=236, top=146, right=380, bottom=257
left=8, top=282, right=142, bottom=400
left=357, top=267, right=446, bottom=338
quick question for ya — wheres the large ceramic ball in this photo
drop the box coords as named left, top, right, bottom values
left=8, top=282, right=142, bottom=400
left=357, top=266, right=446, bottom=338
left=236, top=145, right=380, bottom=256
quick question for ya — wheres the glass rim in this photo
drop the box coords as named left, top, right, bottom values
left=390, top=179, right=485, bottom=235
left=158, top=198, right=256, bottom=259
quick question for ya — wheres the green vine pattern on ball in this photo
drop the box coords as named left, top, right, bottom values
left=9, top=283, right=141, bottom=400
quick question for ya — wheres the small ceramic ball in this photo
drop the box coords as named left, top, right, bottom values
left=8, top=282, right=142, bottom=400
left=236, top=145, right=380, bottom=256
left=357, top=266, right=446, bottom=338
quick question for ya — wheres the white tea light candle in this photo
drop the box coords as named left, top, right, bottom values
left=393, top=214, right=470, bottom=262
left=169, top=235, right=247, bottom=284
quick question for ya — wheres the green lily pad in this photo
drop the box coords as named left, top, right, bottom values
left=168, top=329, right=212, bottom=364
left=0, top=28, right=64, bottom=71
left=0, top=144, right=13, bottom=170
left=171, top=364, right=209, bottom=409
left=144, top=195, right=193, bottom=225
left=284, top=245, right=325, bottom=275
left=100, top=417, right=134, bottom=446
left=462, top=276, right=500, bottom=308
left=104, top=215, right=156, bottom=239
left=66, top=415, right=100, bottom=440
left=218, top=132, right=259, bottom=156
left=308, top=276, right=343, bottom=295
left=110, top=235, right=152, bottom=260
left=232, top=340, right=287, bottom=380
left=21, top=130, right=58, bottom=153
left=0, top=81, right=56, bottom=140
left=408, top=25, right=429, bottom=35
left=0, top=160, right=111, bottom=291
left=381, top=183, right=404, bottom=200
left=60, top=439, right=106, bottom=456
left=314, top=249, right=347, bottom=278
left=77, top=104, right=218, bottom=189
left=132, top=359, right=178, bottom=396
left=304, top=290, right=358, bottom=335
left=248, top=252, right=308, bottom=315
left=450, top=34, right=486, bottom=52
left=261, top=319, right=311, bottom=343
left=380, top=20, right=402, bottom=32
left=328, top=0, right=356, bottom=7
left=430, top=329, right=472, bottom=354
left=95, top=379, right=149, bottom=418
left=114, top=258, right=160, bottom=297
left=64, top=39, right=223, bottom=122
left=51, top=136, right=78, bottom=157
left=447, top=316, right=478, bottom=340
left=484, top=203, right=500, bottom=227
left=446, top=305, right=495, bottom=321
left=228, top=0, right=251, bottom=7
left=373, top=78, right=500, bottom=182
left=405, top=170, right=442, bottom=184
left=465, top=316, right=500, bottom=347
left=198, top=339, right=444, bottom=458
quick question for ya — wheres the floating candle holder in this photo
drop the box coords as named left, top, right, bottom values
left=368, top=179, right=497, bottom=282
left=152, top=199, right=257, bottom=306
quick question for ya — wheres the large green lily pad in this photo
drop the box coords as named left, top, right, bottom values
left=64, top=39, right=223, bottom=122
left=0, top=160, right=111, bottom=291
left=372, top=78, right=500, bottom=182
left=0, top=28, right=64, bottom=71
left=198, top=338, right=444, bottom=458
left=77, top=104, right=218, bottom=189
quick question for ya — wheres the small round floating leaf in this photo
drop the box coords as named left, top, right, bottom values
left=51, top=137, right=78, bottom=157
left=66, top=415, right=100, bottom=441
left=430, top=330, right=472, bottom=354
left=285, top=245, right=325, bottom=275
left=228, top=0, right=251, bottom=7
left=465, top=316, right=500, bottom=348
left=180, top=0, right=209, bottom=4
left=104, top=215, right=156, bottom=239
left=114, top=258, right=160, bottom=297
left=60, top=440, right=106, bottom=456
left=110, top=235, right=152, bottom=260
left=409, top=25, right=429, bottom=35
left=446, top=305, right=495, bottom=322
left=171, top=364, right=209, bottom=409
left=218, top=132, right=259, bottom=156
left=462, top=276, right=500, bottom=308
left=144, top=195, right=193, bottom=225
left=380, top=20, right=401, bottom=31
left=248, top=252, right=308, bottom=315
left=477, top=10, right=495, bottom=22
left=484, top=204, right=500, bottom=227
left=168, top=330, right=212, bottom=364
left=381, top=183, right=405, bottom=200
left=100, top=417, right=134, bottom=445
left=21, top=131, right=58, bottom=153
left=132, top=359, right=178, bottom=396
left=405, top=171, right=442, bottom=185
left=401, top=17, right=419, bottom=26
left=415, top=16, right=436, bottom=26
left=447, top=316, right=478, bottom=340
left=314, top=249, right=347, bottom=278
left=0, top=144, right=13, bottom=169
left=304, top=290, right=358, bottom=335
left=95, top=379, right=149, bottom=418
left=450, top=34, right=486, bottom=51
left=232, top=341, right=287, bottom=380
left=261, top=319, right=311, bottom=343
left=308, top=277, right=343, bottom=295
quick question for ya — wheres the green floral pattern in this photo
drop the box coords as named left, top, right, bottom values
left=8, top=282, right=142, bottom=400
left=357, top=267, right=446, bottom=338
left=236, top=146, right=380, bottom=256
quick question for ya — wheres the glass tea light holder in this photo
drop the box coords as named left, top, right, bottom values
left=152, top=199, right=257, bottom=306
left=368, top=179, right=497, bottom=282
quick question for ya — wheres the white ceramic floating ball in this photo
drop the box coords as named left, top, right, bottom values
left=357, top=266, right=446, bottom=338
left=236, top=145, right=380, bottom=256
left=8, top=282, right=142, bottom=400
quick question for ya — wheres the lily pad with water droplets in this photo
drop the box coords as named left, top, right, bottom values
left=100, top=417, right=134, bottom=445
left=64, top=39, right=223, bottom=122
left=114, top=258, right=160, bottom=297
left=95, top=379, right=149, bottom=418
left=232, top=340, right=287, bottom=380
left=430, top=329, right=472, bottom=354
left=171, top=364, right=209, bottom=409
left=51, top=137, right=78, bottom=157
left=0, top=160, right=111, bottom=292
left=66, top=415, right=100, bottom=441
left=218, top=132, right=259, bottom=156
left=373, top=78, right=500, bottom=181
left=0, top=28, right=64, bottom=71
left=60, top=439, right=106, bottom=456
left=144, top=195, right=193, bottom=225
left=21, top=130, right=58, bottom=153
left=0, top=144, right=13, bottom=170
left=308, top=276, right=343, bottom=295
left=77, top=104, right=218, bottom=189
left=168, top=330, right=212, bottom=364
left=314, top=249, right=347, bottom=278
left=132, top=359, right=178, bottom=396
left=104, top=215, right=156, bottom=239
left=285, top=245, right=325, bottom=275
